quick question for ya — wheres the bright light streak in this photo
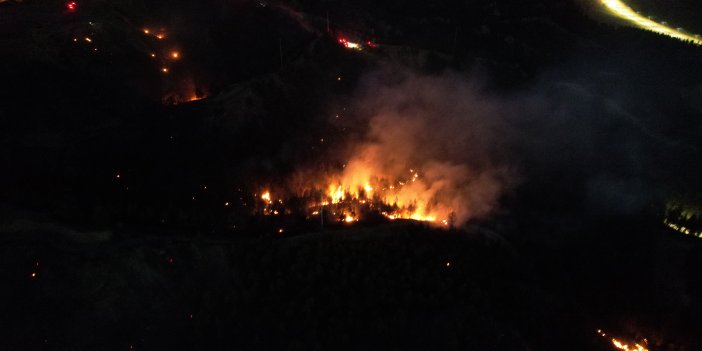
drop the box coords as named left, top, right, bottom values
left=600, top=0, right=702, bottom=45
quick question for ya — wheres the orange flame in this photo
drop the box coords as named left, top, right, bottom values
left=162, top=80, right=209, bottom=105
left=304, top=161, right=454, bottom=225
left=597, top=329, right=649, bottom=351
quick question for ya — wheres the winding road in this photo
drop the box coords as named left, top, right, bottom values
left=599, top=0, right=702, bottom=45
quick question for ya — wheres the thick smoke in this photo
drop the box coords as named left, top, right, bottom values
left=298, top=62, right=677, bottom=225
left=323, top=68, right=518, bottom=225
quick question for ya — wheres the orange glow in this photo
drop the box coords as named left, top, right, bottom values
left=143, top=28, right=150, bottom=34
left=315, top=162, right=447, bottom=224
left=597, top=329, right=649, bottom=351
left=156, top=33, right=165, bottom=40
left=265, top=163, right=454, bottom=225
left=170, top=51, right=180, bottom=59
left=161, top=67, right=169, bottom=73
left=337, top=37, right=363, bottom=50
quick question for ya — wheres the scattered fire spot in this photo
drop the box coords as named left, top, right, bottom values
left=337, top=37, right=362, bottom=50
left=597, top=329, right=649, bottom=351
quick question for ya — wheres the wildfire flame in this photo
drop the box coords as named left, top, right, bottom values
left=597, top=329, right=649, bottom=351
left=292, top=161, right=457, bottom=225
left=161, top=79, right=208, bottom=105
left=338, top=37, right=363, bottom=50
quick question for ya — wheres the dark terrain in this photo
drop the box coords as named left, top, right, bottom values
left=1, top=0, right=701, bottom=350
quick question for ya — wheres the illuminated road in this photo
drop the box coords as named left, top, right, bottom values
left=599, top=0, right=702, bottom=45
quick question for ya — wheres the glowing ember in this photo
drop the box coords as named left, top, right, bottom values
left=66, top=1, right=77, bottom=12
left=600, top=0, right=702, bottom=45
left=261, top=192, right=271, bottom=203
left=337, top=37, right=363, bottom=50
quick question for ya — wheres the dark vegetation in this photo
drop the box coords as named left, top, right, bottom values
left=1, top=0, right=701, bottom=349
left=628, top=0, right=702, bottom=34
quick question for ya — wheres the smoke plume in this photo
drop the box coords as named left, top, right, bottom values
left=305, top=68, right=518, bottom=225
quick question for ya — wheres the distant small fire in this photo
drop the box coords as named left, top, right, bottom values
left=337, top=36, right=377, bottom=51
left=597, top=329, right=649, bottom=351
left=162, top=87, right=207, bottom=105
left=161, top=76, right=208, bottom=105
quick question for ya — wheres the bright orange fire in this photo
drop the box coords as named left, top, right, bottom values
left=297, top=161, right=457, bottom=226
left=597, top=329, right=649, bottom=351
